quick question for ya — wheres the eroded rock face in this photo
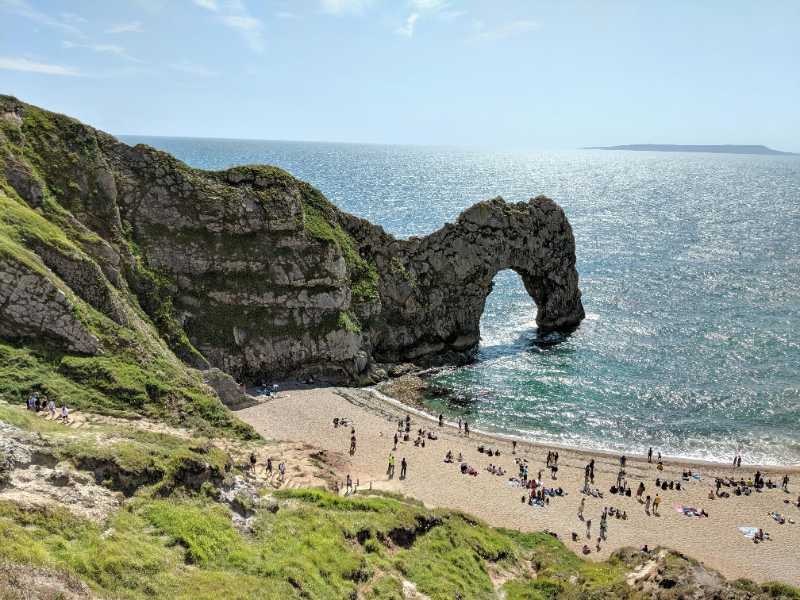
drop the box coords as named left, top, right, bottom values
left=344, top=196, right=585, bottom=365
left=0, top=95, right=583, bottom=384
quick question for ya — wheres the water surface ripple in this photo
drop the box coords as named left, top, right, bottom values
left=123, top=136, right=800, bottom=465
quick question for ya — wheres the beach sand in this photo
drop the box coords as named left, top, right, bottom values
left=236, top=386, right=800, bottom=586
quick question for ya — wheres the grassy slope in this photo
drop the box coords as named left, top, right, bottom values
left=2, top=405, right=799, bottom=600
left=0, top=99, right=253, bottom=438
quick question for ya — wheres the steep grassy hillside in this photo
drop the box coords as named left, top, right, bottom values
left=2, top=403, right=798, bottom=600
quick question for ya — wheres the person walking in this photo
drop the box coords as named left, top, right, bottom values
left=266, top=457, right=273, bottom=478
left=585, top=519, right=592, bottom=539
left=653, top=494, right=661, bottom=515
left=47, top=397, right=56, bottom=419
left=648, top=447, right=653, bottom=463
left=249, top=452, right=257, bottom=474
left=278, top=461, right=286, bottom=482
left=438, top=414, right=444, bottom=427
left=350, top=434, right=357, bottom=456
left=400, top=457, right=407, bottom=480
left=458, top=417, right=462, bottom=433
left=387, top=454, right=395, bottom=479
left=393, top=433, right=398, bottom=451
left=464, top=421, right=470, bottom=437
left=578, top=497, right=585, bottom=519
left=346, top=474, right=352, bottom=492
left=645, top=495, right=651, bottom=514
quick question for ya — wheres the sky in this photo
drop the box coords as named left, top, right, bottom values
left=1, top=0, right=799, bottom=151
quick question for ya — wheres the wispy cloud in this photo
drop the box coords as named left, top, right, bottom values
left=106, top=21, right=144, bottom=34
left=395, top=12, right=419, bottom=37
left=220, top=15, right=265, bottom=53
left=193, top=0, right=265, bottom=53
left=63, top=40, right=142, bottom=63
left=0, top=0, right=84, bottom=36
left=396, top=0, right=460, bottom=38
left=410, top=0, right=447, bottom=10
left=0, top=56, right=81, bottom=76
left=193, top=0, right=218, bottom=10
left=472, top=19, right=538, bottom=42
left=320, top=0, right=372, bottom=15
left=169, top=61, right=216, bottom=77
left=275, top=11, right=297, bottom=19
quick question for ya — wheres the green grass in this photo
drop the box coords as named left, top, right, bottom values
left=301, top=185, right=380, bottom=303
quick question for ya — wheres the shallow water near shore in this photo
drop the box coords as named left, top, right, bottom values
left=123, top=136, right=800, bottom=465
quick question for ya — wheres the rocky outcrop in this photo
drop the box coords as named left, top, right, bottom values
left=0, top=95, right=584, bottom=385
left=346, top=195, right=584, bottom=367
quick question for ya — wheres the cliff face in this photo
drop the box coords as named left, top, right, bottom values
left=0, top=95, right=583, bottom=389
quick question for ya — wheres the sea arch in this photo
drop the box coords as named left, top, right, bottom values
left=358, top=195, right=585, bottom=364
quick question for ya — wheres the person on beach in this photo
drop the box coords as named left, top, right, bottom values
left=644, top=495, right=651, bottom=514
left=781, top=475, right=789, bottom=492
left=464, top=421, right=470, bottom=437
left=438, top=414, right=443, bottom=427
left=737, top=455, right=742, bottom=468
left=47, top=397, right=56, bottom=419
left=346, top=474, right=352, bottom=492
left=387, top=454, right=395, bottom=478
left=636, top=481, right=645, bottom=501
left=58, top=403, right=70, bottom=424
left=653, top=494, right=661, bottom=515
left=589, top=459, right=596, bottom=483
left=648, top=447, right=653, bottom=463
left=393, top=433, right=398, bottom=450
left=278, top=461, right=286, bottom=482
left=350, top=434, right=357, bottom=455
left=512, top=440, right=517, bottom=454
left=249, top=452, right=257, bottom=473
left=458, top=417, right=462, bottom=433
left=400, top=457, right=407, bottom=480
left=657, top=460, right=664, bottom=471
left=620, top=455, right=626, bottom=468
left=578, top=497, right=585, bottom=519
left=585, top=519, right=592, bottom=539
left=266, top=457, right=273, bottom=478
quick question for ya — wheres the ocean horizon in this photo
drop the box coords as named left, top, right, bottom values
left=122, top=135, right=800, bottom=466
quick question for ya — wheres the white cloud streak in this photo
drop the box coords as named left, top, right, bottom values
left=395, top=12, right=419, bottom=37
left=106, top=21, right=144, bottom=34
left=62, top=40, right=143, bottom=63
left=193, top=0, right=218, bottom=10
left=320, top=0, right=372, bottom=15
left=0, top=0, right=84, bottom=36
left=472, top=19, right=538, bottom=42
left=193, top=0, right=265, bottom=53
left=0, top=56, right=81, bottom=76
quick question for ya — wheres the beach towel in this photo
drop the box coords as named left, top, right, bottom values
left=738, top=526, right=758, bottom=539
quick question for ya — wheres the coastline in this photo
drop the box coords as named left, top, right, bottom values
left=363, top=384, right=800, bottom=472
left=237, top=384, right=800, bottom=586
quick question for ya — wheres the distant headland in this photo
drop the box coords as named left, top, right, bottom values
left=584, top=144, right=796, bottom=156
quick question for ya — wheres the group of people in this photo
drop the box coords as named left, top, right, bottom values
left=25, top=392, right=69, bottom=423
left=247, top=452, right=286, bottom=483
left=386, top=453, right=408, bottom=480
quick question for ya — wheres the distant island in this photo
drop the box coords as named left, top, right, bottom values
left=584, top=144, right=796, bottom=156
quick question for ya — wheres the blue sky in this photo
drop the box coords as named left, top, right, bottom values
left=1, top=0, right=798, bottom=150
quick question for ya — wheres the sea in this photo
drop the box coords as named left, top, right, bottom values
left=121, top=136, right=800, bottom=466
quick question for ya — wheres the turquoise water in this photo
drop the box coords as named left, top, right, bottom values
left=123, top=136, right=800, bottom=465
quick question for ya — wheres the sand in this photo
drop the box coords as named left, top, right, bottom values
left=236, top=385, right=800, bottom=586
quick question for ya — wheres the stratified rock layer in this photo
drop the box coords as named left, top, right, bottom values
left=0, top=95, right=583, bottom=384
